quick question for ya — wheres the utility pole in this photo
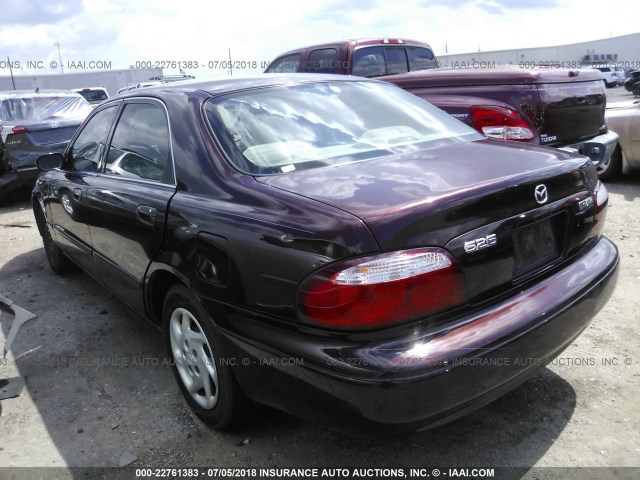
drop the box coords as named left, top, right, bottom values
left=54, top=42, right=64, bottom=74
left=7, top=57, right=16, bottom=90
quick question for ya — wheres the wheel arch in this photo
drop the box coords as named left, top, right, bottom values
left=145, top=265, right=188, bottom=328
left=32, top=194, right=47, bottom=237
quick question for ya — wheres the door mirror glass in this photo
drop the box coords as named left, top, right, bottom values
left=36, top=153, right=64, bottom=171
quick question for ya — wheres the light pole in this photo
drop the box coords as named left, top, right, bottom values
left=54, top=42, right=63, bottom=74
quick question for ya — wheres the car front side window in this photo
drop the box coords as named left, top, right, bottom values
left=352, top=47, right=386, bottom=77
left=265, top=54, right=302, bottom=73
left=306, top=49, right=338, bottom=73
left=408, top=47, right=438, bottom=71
left=66, top=105, right=118, bottom=172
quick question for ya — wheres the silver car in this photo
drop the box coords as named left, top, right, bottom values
left=602, top=100, right=640, bottom=179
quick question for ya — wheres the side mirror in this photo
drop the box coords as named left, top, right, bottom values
left=36, top=153, right=64, bottom=171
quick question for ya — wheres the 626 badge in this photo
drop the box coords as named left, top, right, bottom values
left=464, top=234, right=497, bottom=253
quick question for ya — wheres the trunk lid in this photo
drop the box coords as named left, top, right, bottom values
left=258, top=139, right=597, bottom=301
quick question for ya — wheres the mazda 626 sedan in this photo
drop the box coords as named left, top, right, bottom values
left=32, top=74, right=619, bottom=437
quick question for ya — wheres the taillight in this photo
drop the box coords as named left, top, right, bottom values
left=12, top=126, right=28, bottom=134
left=297, top=248, right=467, bottom=329
left=590, top=180, right=608, bottom=238
left=470, top=105, right=535, bottom=141
left=594, top=180, right=608, bottom=210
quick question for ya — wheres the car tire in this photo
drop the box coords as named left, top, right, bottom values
left=163, top=284, right=252, bottom=430
left=33, top=201, right=77, bottom=274
left=596, top=145, right=622, bottom=181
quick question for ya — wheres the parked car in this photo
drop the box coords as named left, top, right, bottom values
left=594, top=66, right=622, bottom=87
left=71, top=87, right=109, bottom=107
left=623, top=70, right=640, bottom=96
left=117, top=76, right=196, bottom=95
left=32, top=75, right=618, bottom=437
left=0, top=89, right=92, bottom=200
left=602, top=100, right=640, bottom=179
left=116, top=82, right=162, bottom=94
left=148, top=74, right=196, bottom=83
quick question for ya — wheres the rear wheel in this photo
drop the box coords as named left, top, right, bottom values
left=33, top=201, right=76, bottom=274
left=596, top=145, right=622, bottom=181
left=163, top=284, right=252, bottom=430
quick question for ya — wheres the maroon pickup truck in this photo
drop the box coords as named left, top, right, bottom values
left=266, top=38, right=619, bottom=178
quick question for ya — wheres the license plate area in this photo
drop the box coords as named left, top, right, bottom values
left=513, top=213, right=564, bottom=279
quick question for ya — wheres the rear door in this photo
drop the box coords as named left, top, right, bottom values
left=85, top=99, right=176, bottom=314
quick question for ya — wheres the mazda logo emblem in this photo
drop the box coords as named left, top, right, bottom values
left=534, top=184, right=548, bottom=204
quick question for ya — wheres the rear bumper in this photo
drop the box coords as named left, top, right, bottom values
left=0, top=167, right=40, bottom=196
left=563, top=130, right=619, bottom=167
left=221, top=237, right=619, bottom=437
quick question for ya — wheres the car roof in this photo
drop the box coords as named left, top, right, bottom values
left=0, top=89, right=83, bottom=100
left=113, top=73, right=379, bottom=99
left=270, top=38, right=431, bottom=59
left=72, top=87, right=108, bottom=91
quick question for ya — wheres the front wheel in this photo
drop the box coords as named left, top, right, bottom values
left=163, top=284, right=252, bottom=430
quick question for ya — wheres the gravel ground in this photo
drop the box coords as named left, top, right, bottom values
left=0, top=87, right=638, bottom=480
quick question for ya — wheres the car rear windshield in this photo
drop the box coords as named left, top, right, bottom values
left=78, top=89, right=109, bottom=102
left=0, top=94, right=92, bottom=124
left=204, top=81, right=482, bottom=175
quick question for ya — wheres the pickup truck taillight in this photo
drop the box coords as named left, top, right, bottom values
left=297, top=248, right=467, bottom=329
left=470, top=106, right=535, bottom=141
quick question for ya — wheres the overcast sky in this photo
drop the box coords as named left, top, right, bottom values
left=1, top=0, right=638, bottom=79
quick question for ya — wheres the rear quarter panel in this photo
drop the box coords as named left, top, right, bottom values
left=606, top=104, right=640, bottom=166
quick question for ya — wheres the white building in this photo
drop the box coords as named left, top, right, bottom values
left=438, top=33, right=640, bottom=70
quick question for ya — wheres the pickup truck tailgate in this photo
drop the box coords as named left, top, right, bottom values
left=537, top=79, right=606, bottom=146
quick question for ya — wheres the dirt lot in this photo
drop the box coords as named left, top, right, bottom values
left=0, top=89, right=639, bottom=480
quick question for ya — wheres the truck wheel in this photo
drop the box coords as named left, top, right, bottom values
left=596, top=145, right=622, bottom=181
left=163, top=284, right=253, bottom=430
left=33, top=202, right=76, bottom=274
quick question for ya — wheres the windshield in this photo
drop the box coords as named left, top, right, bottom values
left=0, top=94, right=92, bottom=124
left=204, top=80, right=482, bottom=175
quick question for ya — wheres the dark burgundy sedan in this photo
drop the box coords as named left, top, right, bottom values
left=32, top=74, right=618, bottom=437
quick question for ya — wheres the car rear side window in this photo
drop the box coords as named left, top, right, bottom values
left=104, top=103, right=172, bottom=183
left=265, top=54, right=301, bottom=73
left=306, top=49, right=338, bottom=73
left=67, top=105, right=118, bottom=172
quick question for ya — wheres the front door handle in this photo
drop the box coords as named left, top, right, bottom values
left=136, top=205, right=157, bottom=226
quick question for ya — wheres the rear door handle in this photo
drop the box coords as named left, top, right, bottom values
left=136, top=205, right=157, bottom=226
left=73, top=188, right=82, bottom=200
